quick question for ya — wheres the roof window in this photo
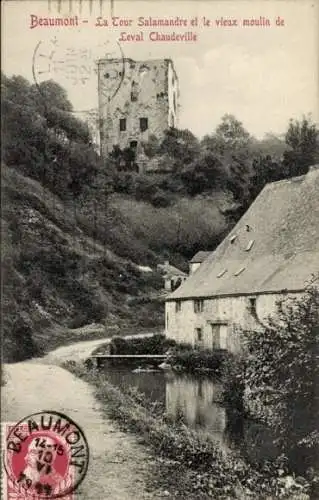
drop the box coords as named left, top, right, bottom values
left=234, top=267, right=245, bottom=277
left=217, top=269, right=227, bottom=278
left=245, top=240, right=255, bottom=252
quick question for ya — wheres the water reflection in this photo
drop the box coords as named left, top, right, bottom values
left=99, top=364, right=280, bottom=465
left=165, top=374, right=227, bottom=445
left=101, top=366, right=228, bottom=444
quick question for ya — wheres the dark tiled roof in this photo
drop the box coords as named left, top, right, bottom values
left=167, top=166, right=319, bottom=300
left=189, top=251, right=212, bottom=263
left=158, top=263, right=188, bottom=278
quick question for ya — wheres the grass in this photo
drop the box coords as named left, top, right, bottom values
left=63, top=361, right=312, bottom=500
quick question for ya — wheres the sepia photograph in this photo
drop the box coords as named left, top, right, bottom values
left=1, top=0, right=319, bottom=498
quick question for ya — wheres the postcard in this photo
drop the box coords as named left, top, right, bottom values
left=2, top=0, right=319, bottom=499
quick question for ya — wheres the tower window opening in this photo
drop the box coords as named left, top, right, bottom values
left=119, top=118, right=126, bottom=132
left=140, top=117, right=148, bottom=132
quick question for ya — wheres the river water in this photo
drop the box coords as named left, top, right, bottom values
left=98, top=365, right=280, bottom=466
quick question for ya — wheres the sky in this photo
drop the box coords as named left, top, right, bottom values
left=2, top=0, right=319, bottom=139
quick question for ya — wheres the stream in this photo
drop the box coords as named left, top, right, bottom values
left=97, top=364, right=280, bottom=467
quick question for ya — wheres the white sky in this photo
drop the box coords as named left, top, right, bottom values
left=2, top=0, right=319, bottom=139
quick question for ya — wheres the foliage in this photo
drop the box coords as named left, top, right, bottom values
left=221, top=352, right=246, bottom=414
left=283, top=117, right=319, bottom=178
left=158, top=128, right=201, bottom=168
left=2, top=75, right=98, bottom=199
left=64, top=362, right=313, bottom=499
left=241, top=285, right=319, bottom=473
left=170, top=346, right=228, bottom=374
left=109, top=333, right=176, bottom=356
left=111, top=194, right=230, bottom=259
left=249, top=155, right=284, bottom=200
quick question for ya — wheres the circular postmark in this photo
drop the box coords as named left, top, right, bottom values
left=4, top=411, right=89, bottom=499
left=32, top=37, right=125, bottom=108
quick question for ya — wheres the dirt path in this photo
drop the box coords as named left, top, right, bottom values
left=40, top=333, right=155, bottom=365
left=2, top=338, right=166, bottom=500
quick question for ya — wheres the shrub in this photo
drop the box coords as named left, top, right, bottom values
left=241, top=284, right=319, bottom=474
left=170, top=347, right=228, bottom=374
left=64, top=362, right=313, bottom=499
left=110, top=333, right=176, bottom=355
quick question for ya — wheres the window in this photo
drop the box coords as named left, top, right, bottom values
left=234, top=267, right=245, bottom=277
left=119, top=118, right=126, bottom=132
left=194, top=299, right=204, bottom=313
left=230, top=235, right=237, bottom=244
left=245, top=239, right=255, bottom=252
left=131, top=81, right=138, bottom=101
left=130, top=140, right=138, bottom=149
left=217, top=269, right=227, bottom=278
left=248, top=297, right=257, bottom=314
left=173, top=92, right=177, bottom=113
left=140, top=117, right=148, bottom=132
left=195, top=327, right=203, bottom=342
left=175, top=301, right=182, bottom=313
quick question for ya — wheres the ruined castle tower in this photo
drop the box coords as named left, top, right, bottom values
left=97, top=58, right=179, bottom=157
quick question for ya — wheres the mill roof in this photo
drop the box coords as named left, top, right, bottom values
left=167, top=166, right=319, bottom=301
left=189, top=251, right=212, bottom=263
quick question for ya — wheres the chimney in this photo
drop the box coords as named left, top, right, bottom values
left=164, top=260, right=169, bottom=267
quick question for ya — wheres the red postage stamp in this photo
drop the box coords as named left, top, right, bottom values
left=3, top=411, right=89, bottom=499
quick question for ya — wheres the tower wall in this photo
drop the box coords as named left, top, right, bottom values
left=97, top=58, right=179, bottom=156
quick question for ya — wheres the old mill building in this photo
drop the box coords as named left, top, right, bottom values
left=165, top=166, right=319, bottom=353
left=97, top=57, right=179, bottom=156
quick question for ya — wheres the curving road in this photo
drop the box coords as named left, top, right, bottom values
left=2, top=334, right=166, bottom=499
left=41, top=332, right=156, bottom=365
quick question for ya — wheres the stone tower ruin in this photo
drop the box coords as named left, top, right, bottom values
left=97, top=58, right=179, bottom=157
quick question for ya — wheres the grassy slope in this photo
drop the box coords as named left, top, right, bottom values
left=2, top=165, right=234, bottom=362
left=2, top=166, right=165, bottom=361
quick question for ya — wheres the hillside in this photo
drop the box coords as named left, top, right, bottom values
left=2, top=74, right=318, bottom=362
left=2, top=166, right=166, bottom=361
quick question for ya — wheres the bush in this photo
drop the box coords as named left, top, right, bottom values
left=110, top=333, right=176, bottom=355
left=64, top=362, right=313, bottom=499
left=170, top=347, right=228, bottom=374
left=241, top=284, right=319, bottom=473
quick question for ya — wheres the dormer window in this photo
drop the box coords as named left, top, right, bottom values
left=234, top=267, right=245, bottom=276
left=245, top=240, right=255, bottom=252
left=217, top=269, right=227, bottom=278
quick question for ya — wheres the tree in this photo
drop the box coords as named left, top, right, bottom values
left=2, top=74, right=97, bottom=198
left=200, top=115, right=254, bottom=209
left=212, top=114, right=251, bottom=153
left=159, top=128, right=200, bottom=167
left=249, top=155, right=283, bottom=200
left=180, top=152, right=226, bottom=195
left=283, top=117, right=319, bottom=177
left=242, top=283, right=319, bottom=473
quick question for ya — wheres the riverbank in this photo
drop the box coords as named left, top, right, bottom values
left=65, top=361, right=312, bottom=500
left=2, top=361, right=173, bottom=499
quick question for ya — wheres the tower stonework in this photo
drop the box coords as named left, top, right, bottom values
left=97, top=58, right=179, bottom=157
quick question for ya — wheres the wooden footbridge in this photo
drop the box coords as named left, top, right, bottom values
left=86, top=354, right=167, bottom=368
